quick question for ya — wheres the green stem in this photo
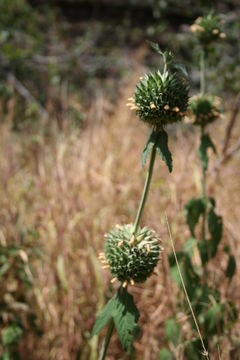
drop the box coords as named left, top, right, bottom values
left=133, top=144, right=157, bottom=235
left=98, top=318, right=114, bottom=360
left=200, top=49, right=206, bottom=95
left=201, top=127, right=207, bottom=243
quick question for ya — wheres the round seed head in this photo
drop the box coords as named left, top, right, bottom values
left=133, top=70, right=189, bottom=128
left=190, top=13, right=225, bottom=46
left=189, top=94, right=222, bottom=126
left=104, top=224, right=162, bottom=284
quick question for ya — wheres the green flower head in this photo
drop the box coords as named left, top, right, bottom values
left=190, top=13, right=226, bottom=46
left=189, top=94, right=222, bottom=126
left=100, top=224, right=162, bottom=286
left=127, top=45, right=189, bottom=129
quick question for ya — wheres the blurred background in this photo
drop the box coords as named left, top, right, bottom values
left=0, top=0, right=240, bottom=359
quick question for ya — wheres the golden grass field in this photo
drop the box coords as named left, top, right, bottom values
left=0, top=64, right=240, bottom=359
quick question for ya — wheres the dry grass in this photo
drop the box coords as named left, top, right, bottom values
left=0, top=67, right=240, bottom=359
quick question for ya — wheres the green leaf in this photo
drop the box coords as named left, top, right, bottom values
left=184, top=237, right=197, bottom=258
left=165, top=318, right=181, bottom=346
left=184, top=338, right=207, bottom=360
left=159, top=348, right=173, bottom=360
left=92, top=294, right=117, bottom=336
left=185, top=198, right=206, bottom=236
left=207, top=201, right=222, bottom=254
left=168, top=252, right=200, bottom=298
left=225, top=254, right=236, bottom=280
left=2, top=325, right=23, bottom=346
left=155, top=130, right=173, bottom=172
left=197, top=134, right=216, bottom=171
left=92, top=288, right=140, bottom=355
left=170, top=61, right=189, bottom=80
left=142, top=130, right=155, bottom=169
left=204, top=303, right=225, bottom=335
left=113, top=288, right=140, bottom=354
left=142, top=129, right=172, bottom=172
left=148, top=41, right=163, bottom=56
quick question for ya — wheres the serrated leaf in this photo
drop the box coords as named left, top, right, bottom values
left=159, top=348, right=173, bottom=360
left=197, top=134, right=216, bottom=171
left=155, top=130, right=173, bottom=172
left=185, top=198, right=206, bottom=236
left=207, top=203, right=222, bottom=252
left=142, top=130, right=155, bottom=169
left=92, top=288, right=140, bottom=355
left=165, top=318, right=181, bottom=346
left=92, top=294, right=117, bottom=336
left=113, top=288, right=140, bottom=355
left=142, top=129, right=172, bottom=172
left=148, top=41, right=163, bottom=56
left=225, top=254, right=236, bottom=280
left=170, top=61, right=189, bottom=80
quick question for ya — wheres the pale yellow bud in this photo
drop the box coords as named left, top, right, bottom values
left=111, top=277, right=117, bottom=283
left=150, top=102, right=156, bottom=109
left=122, top=280, right=128, bottom=288
left=129, top=235, right=135, bottom=246
left=164, top=104, right=170, bottom=110
left=173, top=106, right=180, bottom=112
left=212, top=28, right=219, bottom=35
left=117, top=240, right=124, bottom=248
left=219, top=32, right=226, bottom=39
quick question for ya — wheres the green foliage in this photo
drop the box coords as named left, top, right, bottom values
left=0, top=229, right=40, bottom=358
left=142, top=129, right=172, bottom=172
left=164, top=13, right=237, bottom=359
left=225, top=255, right=236, bottom=280
left=164, top=318, right=181, bottom=346
left=92, top=288, right=140, bottom=354
left=185, top=198, right=206, bottom=237
left=159, top=348, right=173, bottom=360
left=2, top=325, right=23, bottom=346
left=197, top=134, right=216, bottom=171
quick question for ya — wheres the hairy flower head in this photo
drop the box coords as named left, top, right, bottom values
left=190, top=14, right=226, bottom=45
left=188, top=94, right=222, bottom=126
left=101, top=224, right=162, bottom=285
left=128, top=69, right=189, bottom=128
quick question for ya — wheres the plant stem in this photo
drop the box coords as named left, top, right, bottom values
left=98, top=318, right=114, bottom=360
left=200, top=48, right=207, bottom=244
left=200, top=49, right=206, bottom=95
left=133, top=144, right=157, bottom=235
left=201, top=126, right=207, bottom=243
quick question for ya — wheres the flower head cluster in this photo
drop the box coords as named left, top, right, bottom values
left=188, top=94, right=221, bottom=126
left=127, top=70, right=189, bottom=129
left=99, top=224, right=162, bottom=287
left=190, top=14, right=226, bottom=45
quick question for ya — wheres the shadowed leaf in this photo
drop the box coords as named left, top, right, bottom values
left=197, top=133, right=216, bottom=171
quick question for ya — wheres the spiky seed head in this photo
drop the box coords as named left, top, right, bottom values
left=190, top=13, right=225, bottom=46
left=189, top=94, right=222, bottom=126
left=133, top=70, right=189, bottom=128
left=104, top=224, right=162, bottom=284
